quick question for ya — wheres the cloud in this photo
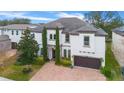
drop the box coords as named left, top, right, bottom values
left=0, top=12, right=54, bottom=21
left=56, top=12, right=85, bottom=20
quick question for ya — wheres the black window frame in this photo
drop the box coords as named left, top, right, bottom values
left=68, top=49, right=71, bottom=59
left=65, top=34, right=70, bottom=43
left=54, top=34, right=56, bottom=40
left=84, top=36, right=90, bottom=46
left=16, top=30, right=19, bottom=35
left=12, top=30, right=14, bottom=35
left=64, top=49, right=67, bottom=58
left=50, top=34, right=52, bottom=40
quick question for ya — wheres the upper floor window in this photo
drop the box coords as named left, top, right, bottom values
left=84, top=36, right=90, bottom=46
left=50, top=34, right=52, bottom=40
left=65, top=34, right=70, bottom=43
left=16, top=30, right=19, bottom=35
left=12, top=30, right=14, bottom=35
left=54, top=34, right=56, bottom=40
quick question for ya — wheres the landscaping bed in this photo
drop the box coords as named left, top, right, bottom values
left=0, top=56, right=44, bottom=81
left=101, top=42, right=122, bottom=80
left=55, top=58, right=72, bottom=67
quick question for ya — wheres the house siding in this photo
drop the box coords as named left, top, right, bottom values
left=112, top=32, right=124, bottom=67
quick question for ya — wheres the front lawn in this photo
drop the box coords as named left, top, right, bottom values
left=102, top=42, right=122, bottom=80
left=0, top=56, right=43, bottom=81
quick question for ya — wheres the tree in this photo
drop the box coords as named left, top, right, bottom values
left=55, top=27, right=60, bottom=64
left=85, top=11, right=124, bottom=39
left=42, top=27, right=48, bottom=62
left=17, top=28, right=39, bottom=65
left=0, top=18, right=31, bottom=26
left=10, top=18, right=31, bottom=24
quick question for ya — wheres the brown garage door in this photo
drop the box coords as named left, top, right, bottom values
left=74, top=56, right=101, bottom=69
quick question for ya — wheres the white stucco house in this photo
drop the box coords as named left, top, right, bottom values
left=0, top=17, right=107, bottom=69
left=112, top=26, right=124, bottom=75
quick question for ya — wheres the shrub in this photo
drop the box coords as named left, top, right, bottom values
left=35, top=56, right=44, bottom=65
left=60, top=58, right=72, bottom=67
left=22, top=65, right=32, bottom=74
left=15, top=61, right=23, bottom=65
left=100, top=67, right=112, bottom=80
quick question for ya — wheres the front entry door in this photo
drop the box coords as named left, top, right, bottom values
left=52, top=48, right=55, bottom=58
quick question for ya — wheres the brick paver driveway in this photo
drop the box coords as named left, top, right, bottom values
left=31, top=62, right=106, bottom=81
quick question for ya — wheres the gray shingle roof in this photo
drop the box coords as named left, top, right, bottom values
left=0, top=18, right=107, bottom=36
left=0, top=24, right=38, bottom=30
left=113, top=26, right=124, bottom=36
left=44, top=17, right=107, bottom=36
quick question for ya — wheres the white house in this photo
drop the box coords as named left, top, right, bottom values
left=0, top=17, right=107, bottom=69
left=112, top=26, right=124, bottom=75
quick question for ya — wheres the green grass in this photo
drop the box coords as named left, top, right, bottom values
left=104, top=42, right=122, bottom=80
left=0, top=56, right=43, bottom=81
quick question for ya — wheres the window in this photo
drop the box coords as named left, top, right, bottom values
left=68, top=50, right=71, bottom=59
left=16, top=30, right=18, bottom=35
left=40, top=48, right=43, bottom=55
left=84, top=36, right=90, bottom=46
left=65, top=34, right=70, bottom=43
left=31, top=33, right=35, bottom=38
left=50, top=34, right=52, bottom=40
left=12, top=30, right=14, bottom=35
left=54, top=34, right=56, bottom=40
left=64, top=49, right=67, bottom=58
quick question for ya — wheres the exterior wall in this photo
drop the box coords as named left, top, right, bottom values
left=70, top=33, right=105, bottom=67
left=47, top=29, right=62, bottom=46
left=112, top=32, right=124, bottom=67
left=61, top=46, right=71, bottom=58
left=95, top=36, right=106, bottom=66
left=0, top=39, right=11, bottom=53
left=34, top=32, right=42, bottom=55
left=47, top=29, right=63, bottom=60
left=61, top=34, right=71, bottom=46
left=0, top=28, right=106, bottom=67
left=1, top=29, right=23, bottom=43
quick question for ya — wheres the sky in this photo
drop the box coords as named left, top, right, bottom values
left=0, top=11, right=123, bottom=23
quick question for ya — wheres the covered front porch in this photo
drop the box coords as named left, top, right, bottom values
left=48, top=45, right=56, bottom=60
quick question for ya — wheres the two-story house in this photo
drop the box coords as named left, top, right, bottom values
left=0, top=17, right=107, bottom=69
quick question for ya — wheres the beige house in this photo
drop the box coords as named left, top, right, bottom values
left=0, top=35, right=11, bottom=53
left=112, top=26, right=124, bottom=76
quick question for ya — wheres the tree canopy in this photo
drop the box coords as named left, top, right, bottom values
left=0, top=18, right=31, bottom=26
left=17, top=28, right=39, bottom=65
left=85, top=11, right=124, bottom=39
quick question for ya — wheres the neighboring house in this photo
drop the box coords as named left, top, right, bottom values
left=0, top=35, right=11, bottom=53
left=0, top=24, right=42, bottom=55
left=112, top=26, right=124, bottom=75
left=0, top=18, right=107, bottom=69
